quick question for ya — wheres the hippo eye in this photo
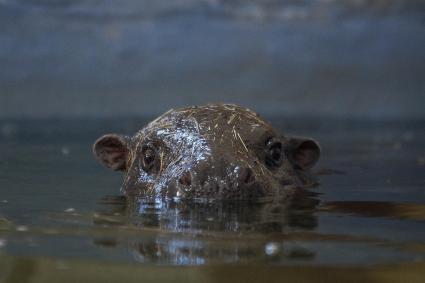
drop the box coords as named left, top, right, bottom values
left=265, top=138, right=283, bottom=168
left=141, top=144, right=158, bottom=173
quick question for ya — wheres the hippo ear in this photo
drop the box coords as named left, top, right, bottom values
left=286, top=137, right=320, bottom=170
left=93, top=134, right=129, bottom=171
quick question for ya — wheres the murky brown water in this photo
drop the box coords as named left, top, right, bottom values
left=0, top=118, right=424, bottom=282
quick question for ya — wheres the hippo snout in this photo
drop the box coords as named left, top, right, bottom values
left=178, top=165, right=256, bottom=188
left=173, top=160, right=266, bottom=200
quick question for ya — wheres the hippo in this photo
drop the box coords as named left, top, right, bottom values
left=93, top=104, right=320, bottom=202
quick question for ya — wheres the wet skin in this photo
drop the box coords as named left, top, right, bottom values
left=93, top=104, right=320, bottom=201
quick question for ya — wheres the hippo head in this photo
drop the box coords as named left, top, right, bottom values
left=93, top=104, right=320, bottom=201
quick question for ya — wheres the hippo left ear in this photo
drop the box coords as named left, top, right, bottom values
left=93, top=134, right=129, bottom=171
left=286, top=137, right=321, bottom=170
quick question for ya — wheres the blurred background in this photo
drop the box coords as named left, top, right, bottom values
left=1, top=0, right=424, bottom=120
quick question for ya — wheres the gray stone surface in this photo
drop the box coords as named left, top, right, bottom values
left=0, top=0, right=424, bottom=119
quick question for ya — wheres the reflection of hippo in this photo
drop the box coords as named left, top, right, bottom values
left=93, top=197, right=319, bottom=264
left=93, top=104, right=320, bottom=201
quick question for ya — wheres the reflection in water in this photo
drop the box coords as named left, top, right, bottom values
left=88, top=190, right=425, bottom=265
left=93, top=189, right=319, bottom=264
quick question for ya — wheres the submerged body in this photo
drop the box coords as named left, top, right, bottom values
left=93, top=104, right=320, bottom=201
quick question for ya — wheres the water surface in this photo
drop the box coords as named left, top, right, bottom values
left=0, top=118, right=424, bottom=282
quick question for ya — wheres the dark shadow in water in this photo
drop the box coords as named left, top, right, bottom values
left=321, top=201, right=425, bottom=221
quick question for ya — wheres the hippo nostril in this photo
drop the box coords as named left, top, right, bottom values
left=239, top=167, right=256, bottom=185
left=179, top=171, right=192, bottom=186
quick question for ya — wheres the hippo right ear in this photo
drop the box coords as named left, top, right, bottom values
left=93, top=134, right=129, bottom=171
left=286, top=136, right=321, bottom=171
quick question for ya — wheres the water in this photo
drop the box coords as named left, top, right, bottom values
left=0, top=118, right=424, bottom=282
